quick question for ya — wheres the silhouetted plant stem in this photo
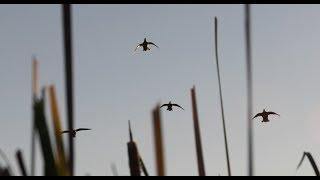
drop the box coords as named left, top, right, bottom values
left=191, top=86, right=206, bottom=176
left=214, top=17, right=232, bottom=176
left=297, top=152, right=320, bottom=176
left=0, top=149, right=14, bottom=175
left=31, top=57, right=38, bottom=176
left=139, top=156, right=149, bottom=176
left=62, top=4, right=75, bottom=176
left=34, top=89, right=57, bottom=176
left=152, top=104, right=165, bottom=176
left=16, top=150, right=28, bottom=176
left=127, top=121, right=141, bottom=176
left=244, top=4, right=254, bottom=176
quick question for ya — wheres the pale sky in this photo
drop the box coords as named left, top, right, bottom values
left=1, top=4, right=320, bottom=176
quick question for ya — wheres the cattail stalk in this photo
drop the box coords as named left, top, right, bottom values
left=127, top=121, right=141, bottom=176
left=152, top=105, right=165, bottom=176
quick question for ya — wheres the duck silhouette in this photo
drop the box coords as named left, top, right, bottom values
left=134, top=38, right=159, bottom=52
left=253, top=109, right=280, bottom=123
left=160, top=101, right=184, bottom=111
left=61, top=128, right=91, bottom=138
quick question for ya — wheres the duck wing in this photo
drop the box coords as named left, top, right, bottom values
left=147, top=42, right=159, bottom=48
left=267, top=111, right=280, bottom=116
left=172, top=104, right=184, bottom=110
left=160, top=104, right=169, bottom=109
left=253, top=113, right=263, bottom=119
left=134, top=44, right=142, bottom=51
left=76, top=128, right=91, bottom=132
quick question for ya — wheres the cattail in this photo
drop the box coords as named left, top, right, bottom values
left=127, top=121, right=141, bottom=176
left=152, top=104, right=166, bottom=176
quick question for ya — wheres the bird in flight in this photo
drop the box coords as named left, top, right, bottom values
left=61, top=128, right=91, bottom=138
left=134, top=38, right=159, bottom=52
left=160, top=101, right=184, bottom=111
left=253, top=109, right=280, bottom=123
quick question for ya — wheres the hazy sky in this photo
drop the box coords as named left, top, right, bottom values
left=1, top=4, right=320, bottom=176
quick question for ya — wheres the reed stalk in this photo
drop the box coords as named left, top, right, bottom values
left=139, top=155, right=149, bottom=176
left=33, top=89, right=57, bottom=176
left=49, top=85, right=69, bottom=176
left=31, top=57, right=38, bottom=176
left=214, top=17, right=232, bottom=176
left=127, top=121, right=141, bottom=176
left=191, top=86, right=206, bottom=176
left=244, top=4, right=254, bottom=176
left=16, top=150, right=28, bottom=176
left=62, top=4, right=75, bottom=175
left=152, top=104, right=165, bottom=176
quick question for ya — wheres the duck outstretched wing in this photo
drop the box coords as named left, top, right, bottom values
left=253, top=113, right=263, bottom=119
left=172, top=104, right=184, bottom=110
left=267, top=112, right=280, bottom=116
left=147, top=42, right=159, bottom=48
left=76, top=128, right=91, bottom=132
left=160, top=104, right=169, bottom=109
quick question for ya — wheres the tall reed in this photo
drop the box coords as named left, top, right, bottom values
left=244, top=4, right=254, bottom=176
left=33, top=89, right=57, bottom=175
left=213, top=17, right=232, bottom=176
left=49, top=86, right=69, bottom=176
left=191, top=86, right=206, bottom=176
left=152, top=104, right=165, bottom=176
left=30, top=57, right=38, bottom=176
left=127, top=121, right=149, bottom=176
left=127, top=121, right=141, bottom=176
left=62, top=4, right=75, bottom=175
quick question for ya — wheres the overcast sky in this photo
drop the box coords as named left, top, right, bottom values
left=1, top=4, right=320, bottom=176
